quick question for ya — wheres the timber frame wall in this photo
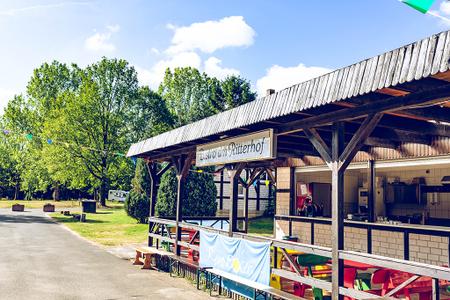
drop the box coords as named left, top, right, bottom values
left=214, top=169, right=273, bottom=214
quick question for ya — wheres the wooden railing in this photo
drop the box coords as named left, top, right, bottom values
left=275, top=214, right=450, bottom=262
left=148, top=216, right=450, bottom=300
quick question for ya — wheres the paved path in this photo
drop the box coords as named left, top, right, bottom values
left=0, top=209, right=213, bottom=300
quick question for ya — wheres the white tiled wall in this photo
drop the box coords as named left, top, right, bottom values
left=360, top=165, right=450, bottom=219
left=296, top=165, right=450, bottom=219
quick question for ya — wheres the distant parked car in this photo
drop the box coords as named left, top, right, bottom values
left=108, top=190, right=129, bottom=202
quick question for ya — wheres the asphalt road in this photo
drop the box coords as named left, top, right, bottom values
left=0, top=208, right=212, bottom=300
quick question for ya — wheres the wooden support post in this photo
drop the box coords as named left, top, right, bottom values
left=175, top=173, right=185, bottom=256
left=368, top=160, right=375, bottom=223
left=273, top=168, right=278, bottom=239
left=172, top=154, right=193, bottom=256
left=228, top=163, right=245, bottom=236
left=304, top=114, right=382, bottom=300
left=256, top=175, right=261, bottom=211
left=432, top=278, right=440, bottom=300
left=219, top=170, right=224, bottom=210
left=331, top=122, right=345, bottom=300
left=146, top=162, right=159, bottom=247
left=243, top=169, right=249, bottom=233
left=404, top=230, right=410, bottom=260
left=289, top=167, right=296, bottom=216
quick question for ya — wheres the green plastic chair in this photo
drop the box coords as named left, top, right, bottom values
left=296, top=254, right=331, bottom=300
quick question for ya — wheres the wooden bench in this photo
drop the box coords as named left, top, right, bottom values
left=205, top=268, right=305, bottom=300
left=133, top=247, right=174, bottom=270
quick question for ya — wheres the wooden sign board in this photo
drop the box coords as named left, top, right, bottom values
left=196, top=129, right=276, bottom=167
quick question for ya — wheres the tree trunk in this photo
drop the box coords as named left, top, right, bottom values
left=99, top=155, right=108, bottom=206
left=53, top=183, right=60, bottom=201
left=14, top=183, right=19, bottom=200
left=99, top=180, right=107, bottom=206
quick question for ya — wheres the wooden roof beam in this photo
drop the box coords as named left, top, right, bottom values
left=402, top=105, right=450, bottom=124
left=278, top=85, right=450, bottom=136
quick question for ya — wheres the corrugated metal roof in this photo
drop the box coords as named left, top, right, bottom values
left=128, top=30, right=450, bottom=158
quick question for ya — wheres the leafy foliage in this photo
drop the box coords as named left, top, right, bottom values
left=153, top=68, right=258, bottom=218
left=158, top=67, right=219, bottom=126
left=1, top=59, right=143, bottom=203
left=156, top=168, right=217, bottom=217
left=124, top=191, right=150, bottom=224
left=0, top=58, right=258, bottom=223
left=217, top=75, right=256, bottom=111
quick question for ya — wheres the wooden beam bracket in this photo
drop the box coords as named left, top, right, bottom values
left=338, top=113, right=383, bottom=172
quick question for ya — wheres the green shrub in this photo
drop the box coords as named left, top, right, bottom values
left=125, top=159, right=150, bottom=223
left=156, top=168, right=217, bottom=217
left=124, top=191, right=149, bottom=223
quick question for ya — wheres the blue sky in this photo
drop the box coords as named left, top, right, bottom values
left=0, top=0, right=449, bottom=112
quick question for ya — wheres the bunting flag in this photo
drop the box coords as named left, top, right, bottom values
left=1, top=127, right=129, bottom=159
left=265, top=179, right=270, bottom=187
left=401, top=0, right=435, bottom=13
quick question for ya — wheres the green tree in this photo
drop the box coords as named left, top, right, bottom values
left=125, top=159, right=150, bottom=223
left=1, top=95, right=44, bottom=199
left=130, top=86, right=174, bottom=141
left=1, top=62, right=81, bottom=199
left=155, top=168, right=217, bottom=217
left=0, top=116, right=22, bottom=198
left=52, top=58, right=139, bottom=205
left=158, top=67, right=218, bottom=126
left=155, top=68, right=257, bottom=218
left=219, top=75, right=256, bottom=110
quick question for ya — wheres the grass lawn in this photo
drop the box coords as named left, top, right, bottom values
left=50, top=203, right=147, bottom=246
left=49, top=202, right=273, bottom=247
left=248, top=217, right=274, bottom=237
left=0, top=199, right=80, bottom=209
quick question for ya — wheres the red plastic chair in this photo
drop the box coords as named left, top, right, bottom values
left=370, top=269, right=392, bottom=296
left=343, top=268, right=357, bottom=300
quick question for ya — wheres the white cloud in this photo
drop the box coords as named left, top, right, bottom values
left=0, top=88, right=16, bottom=113
left=137, top=16, right=251, bottom=88
left=0, top=1, right=91, bottom=16
left=427, top=1, right=450, bottom=26
left=256, top=63, right=331, bottom=95
left=149, top=47, right=160, bottom=55
left=166, top=16, right=255, bottom=54
left=440, top=1, right=450, bottom=15
left=204, top=57, right=240, bottom=80
left=135, top=52, right=202, bottom=89
left=106, top=24, right=120, bottom=33
left=84, top=25, right=120, bottom=52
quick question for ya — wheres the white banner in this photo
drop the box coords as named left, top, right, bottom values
left=196, top=129, right=276, bottom=167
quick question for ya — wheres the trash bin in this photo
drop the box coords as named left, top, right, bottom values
left=81, top=200, right=97, bottom=213
left=43, top=203, right=55, bottom=212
